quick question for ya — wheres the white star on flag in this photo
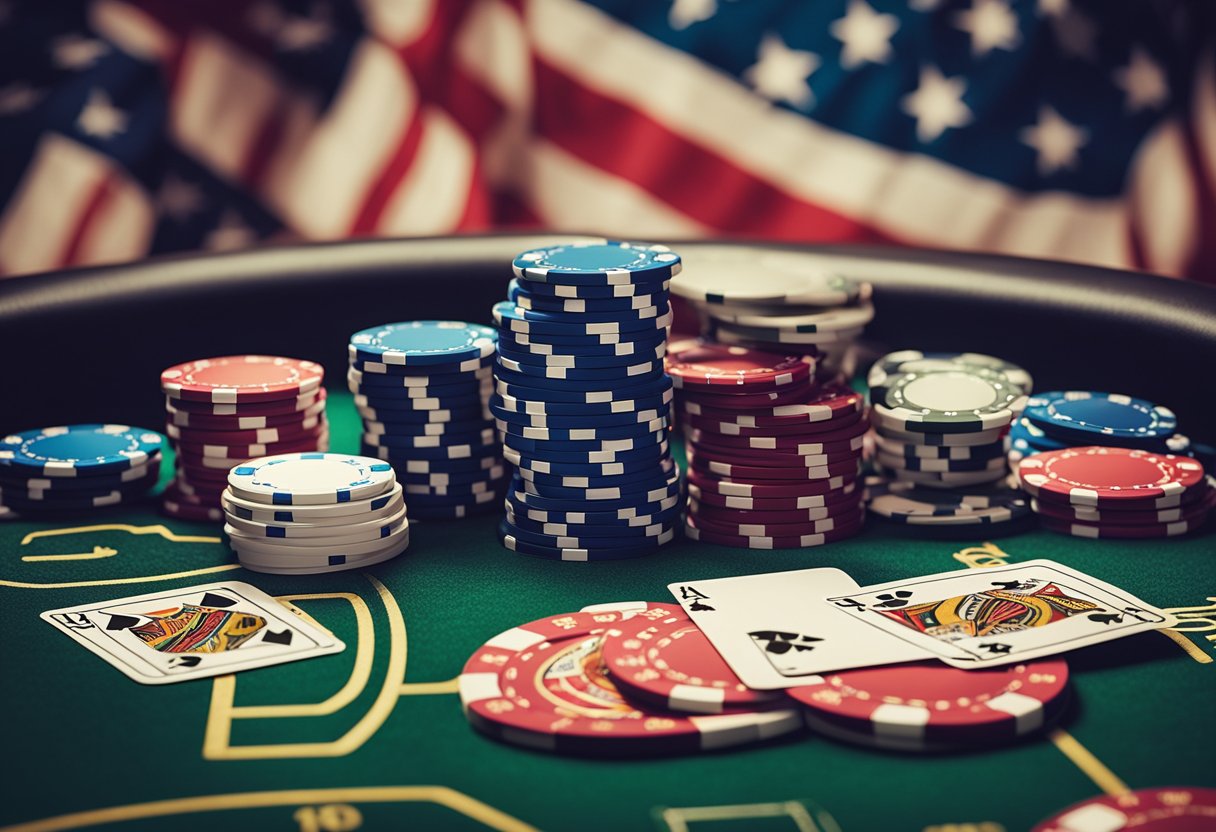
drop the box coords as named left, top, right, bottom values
left=744, top=34, right=820, bottom=110
left=902, top=65, right=972, bottom=143
left=1020, top=105, right=1088, bottom=176
left=830, top=0, right=899, bottom=69
left=0, top=82, right=42, bottom=116
left=669, top=0, right=718, bottom=30
left=954, top=0, right=1021, bottom=58
left=1114, top=47, right=1169, bottom=113
left=52, top=34, right=109, bottom=70
left=206, top=211, right=258, bottom=251
left=76, top=89, right=127, bottom=139
left=157, top=176, right=207, bottom=222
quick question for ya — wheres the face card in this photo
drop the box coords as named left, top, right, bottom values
left=668, top=568, right=934, bottom=689
left=824, top=559, right=1178, bottom=668
left=41, top=581, right=345, bottom=684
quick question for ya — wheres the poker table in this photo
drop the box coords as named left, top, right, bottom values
left=1, top=235, right=1215, bottom=832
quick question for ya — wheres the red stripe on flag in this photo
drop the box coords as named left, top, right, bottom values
left=532, top=60, right=890, bottom=244
left=59, top=172, right=117, bottom=269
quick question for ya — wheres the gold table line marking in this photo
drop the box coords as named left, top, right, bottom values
left=21, top=524, right=220, bottom=546
left=222, top=593, right=374, bottom=719
left=399, top=678, right=460, bottom=696
left=1158, top=629, right=1212, bottom=664
left=0, top=786, right=539, bottom=832
left=1049, top=728, right=1131, bottom=797
left=202, top=574, right=407, bottom=760
left=21, top=546, right=117, bottom=562
left=660, top=801, right=830, bottom=832
left=0, top=563, right=242, bottom=590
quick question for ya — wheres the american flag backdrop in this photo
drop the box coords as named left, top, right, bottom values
left=0, top=0, right=1213, bottom=281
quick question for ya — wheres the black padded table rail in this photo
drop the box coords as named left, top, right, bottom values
left=2, top=234, right=1214, bottom=438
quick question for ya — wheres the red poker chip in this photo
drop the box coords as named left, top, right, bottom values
left=679, top=384, right=816, bottom=410
left=688, top=480, right=858, bottom=511
left=1018, top=446, right=1205, bottom=507
left=173, top=425, right=327, bottom=458
left=682, top=382, right=863, bottom=425
left=690, top=494, right=863, bottom=526
left=458, top=605, right=803, bottom=756
left=1038, top=513, right=1211, bottom=539
left=166, top=392, right=328, bottom=430
left=682, top=410, right=867, bottom=439
left=164, top=387, right=326, bottom=416
left=1031, top=786, right=1216, bottom=832
left=687, top=427, right=866, bottom=456
left=688, top=453, right=860, bottom=482
left=1030, top=487, right=1215, bottom=527
left=665, top=339, right=812, bottom=391
left=685, top=514, right=863, bottom=549
left=167, top=415, right=327, bottom=447
left=174, top=436, right=328, bottom=468
left=788, top=659, right=1069, bottom=746
left=687, top=441, right=862, bottom=470
left=689, top=507, right=865, bottom=539
left=686, top=468, right=857, bottom=499
left=599, top=606, right=789, bottom=714
left=161, top=355, right=325, bottom=404
left=161, top=488, right=224, bottom=523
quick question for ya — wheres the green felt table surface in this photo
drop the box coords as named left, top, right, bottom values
left=1, top=389, right=1214, bottom=832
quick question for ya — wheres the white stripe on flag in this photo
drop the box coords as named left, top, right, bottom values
left=170, top=32, right=280, bottom=182
left=1128, top=119, right=1198, bottom=278
left=377, top=107, right=476, bottom=234
left=263, top=39, right=417, bottom=238
left=358, top=0, right=435, bottom=47
left=75, top=171, right=156, bottom=267
left=0, top=134, right=107, bottom=275
left=456, top=0, right=533, bottom=112
left=90, top=0, right=177, bottom=63
left=523, top=140, right=708, bottom=237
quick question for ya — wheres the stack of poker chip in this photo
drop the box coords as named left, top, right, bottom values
left=221, top=452, right=406, bottom=573
left=669, top=339, right=868, bottom=549
left=670, top=261, right=873, bottom=382
left=863, top=351, right=1033, bottom=536
left=160, top=355, right=328, bottom=523
left=1006, top=390, right=1192, bottom=466
left=490, top=241, right=683, bottom=561
left=0, top=424, right=164, bottom=519
left=785, top=658, right=1071, bottom=753
left=459, top=602, right=804, bottom=756
left=349, top=321, right=506, bottom=520
left=1017, top=446, right=1213, bottom=539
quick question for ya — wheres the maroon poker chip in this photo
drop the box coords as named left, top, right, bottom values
left=1031, top=786, right=1216, bottom=832
left=678, top=384, right=816, bottom=410
left=688, top=507, right=865, bottom=539
left=161, top=355, right=324, bottom=403
left=685, top=513, right=864, bottom=549
left=165, top=386, right=327, bottom=416
left=687, top=452, right=860, bottom=482
left=165, top=393, right=328, bottom=431
left=682, top=410, right=868, bottom=439
left=686, top=442, right=862, bottom=470
left=686, top=468, right=858, bottom=499
left=688, top=480, right=859, bottom=511
left=681, top=383, right=864, bottom=426
left=690, top=494, right=864, bottom=526
left=687, top=427, right=866, bottom=456
left=666, top=339, right=812, bottom=391
left=1018, top=446, right=1206, bottom=507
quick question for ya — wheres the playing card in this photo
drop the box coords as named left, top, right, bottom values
left=668, top=568, right=933, bottom=690
left=41, top=581, right=345, bottom=684
left=825, top=559, right=1178, bottom=668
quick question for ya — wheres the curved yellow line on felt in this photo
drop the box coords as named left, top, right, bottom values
left=20, top=524, right=220, bottom=545
left=0, top=563, right=242, bottom=589
left=0, top=786, right=539, bottom=832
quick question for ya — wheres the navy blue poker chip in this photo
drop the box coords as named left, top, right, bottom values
left=496, top=342, right=666, bottom=370
left=496, top=356, right=664, bottom=384
left=497, top=519, right=676, bottom=561
left=1023, top=391, right=1180, bottom=448
left=499, top=329, right=667, bottom=357
left=498, top=416, right=669, bottom=444
left=494, top=373, right=672, bottom=404
left=493, top=301, right=672, bottom=336
left=508, top=279, right=667, bottom=314
left=489, top=400, right=670, bottom=431
left=0, top=424, right=165, bottom=477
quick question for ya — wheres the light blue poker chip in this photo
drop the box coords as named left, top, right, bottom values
left=512, top=241, right=681, bottom=286
left=349, top=321, right=497, bottom=366
left=0, top=424, right=164, bottom=477
left=228, top=452, right=396, bottom=506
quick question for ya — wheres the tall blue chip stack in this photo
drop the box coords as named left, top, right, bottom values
left=490, top=241, right=685, bottom=561
left=348, top=321, right=507, bottom=520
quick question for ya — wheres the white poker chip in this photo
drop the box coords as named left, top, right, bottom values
left=227, top=452, right=396, bottom=506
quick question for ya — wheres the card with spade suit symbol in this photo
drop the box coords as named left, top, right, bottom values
left=41, top=581, right=344, bottom=684
left=667, top=568, right=931, bottom=690
left=824, top=559, right=1177, bottom=669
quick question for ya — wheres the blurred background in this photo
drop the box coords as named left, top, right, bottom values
left=0, top=0, right=1213, bottom=282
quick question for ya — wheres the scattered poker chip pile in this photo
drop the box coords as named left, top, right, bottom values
left=670, top=258, right=874, bottom=383
left=0, top=424, right=165, bottom=519
left=1017, top=446, right=1213, bottom=539
left=221, top=452, right=407, bottom=574
left=459, top=601, right=1072, bottom=757
left=160, top=355, right=329, bottom=523
left=669, top=339, right=868, bottom=549
left=864, top=351, right=1034, bottom=537
left=349, top=321, right=507, bottom=520
left=489, top=242, right=683, bottom=561
left=1006, top=390, right=1193, bottom=465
